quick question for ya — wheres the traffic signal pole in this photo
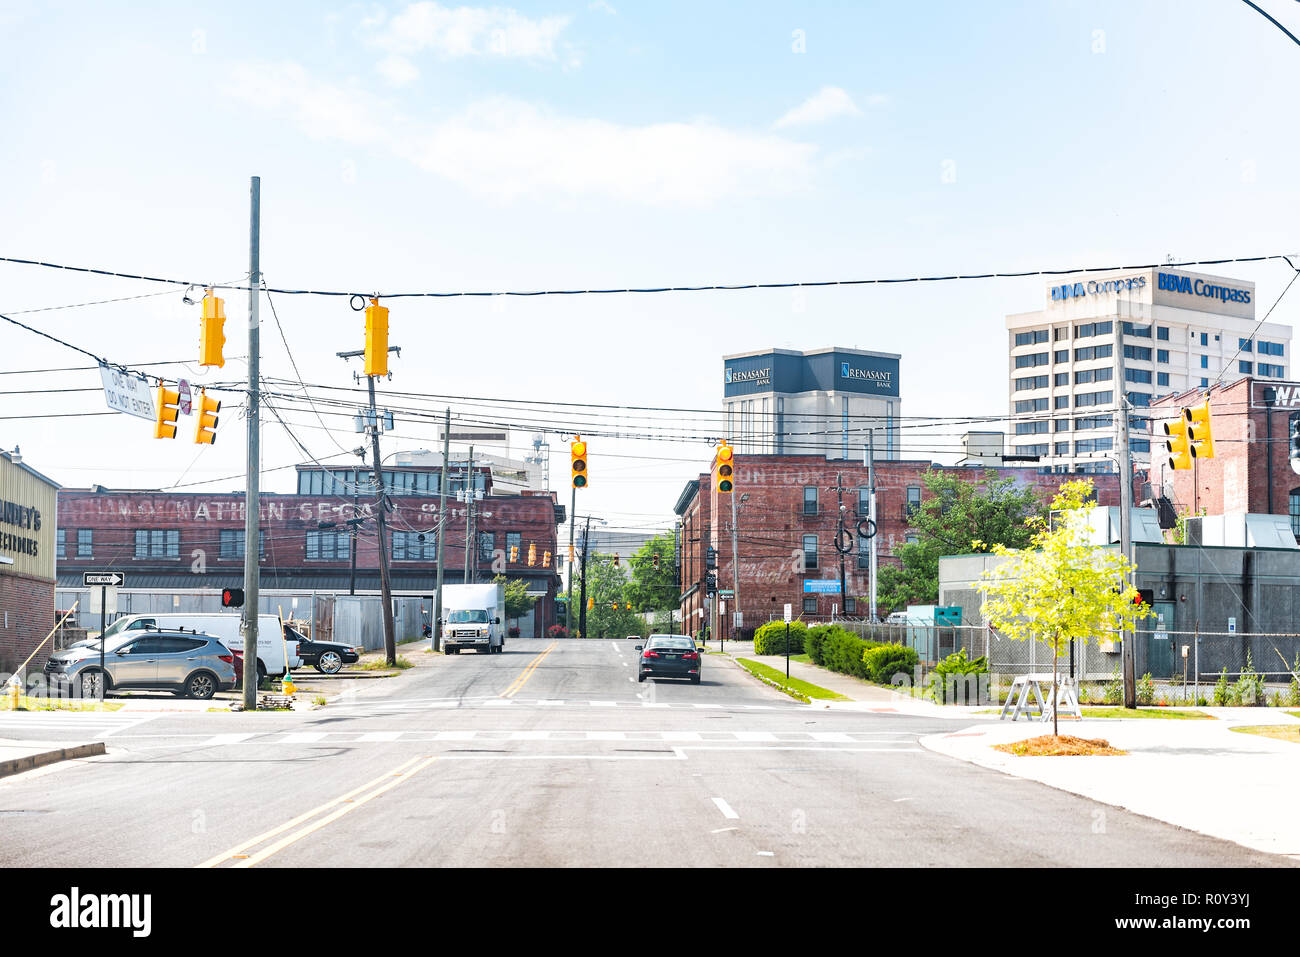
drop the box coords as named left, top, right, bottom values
left=432, top=407, right=449, bottom=652
left=578, top=516, right=592, bottom=639
left=242, top=175, right=261, bottom=711
left=367, top=374, right=398, bottom=666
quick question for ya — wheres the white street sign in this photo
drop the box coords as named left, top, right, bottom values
left=783, top=603, right=792, bottom=623
left=1228, top=617, right=1237, bottom=634
left=99, top=364, right=155, bottom=421
left=733, top=612, right=743, bottom=628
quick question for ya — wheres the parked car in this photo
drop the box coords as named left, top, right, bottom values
left=282, top=625, right=360, bottom=675
left=636, top=634, right=702, bottom=684
left=98, top=613, right=298, bottom=680
left=44, top=629, right=237, bottom=699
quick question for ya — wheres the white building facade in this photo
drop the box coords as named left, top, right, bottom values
left=1006, top=267, right=1290, bottom=473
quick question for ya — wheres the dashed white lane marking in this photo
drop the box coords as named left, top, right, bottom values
left=757, top=851, right=775, bottom=857
left=712, top=797, right=740, bottom=820
left=711, top=827, right=738, bottom=834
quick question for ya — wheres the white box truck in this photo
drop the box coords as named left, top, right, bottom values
left=441, top=583, right=506, bottom=655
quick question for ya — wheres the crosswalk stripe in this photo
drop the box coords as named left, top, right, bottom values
left=357, top=731, right=402, bottom=742
left=202, top=733, right=257, bottom=746
left=279, top=732, right=328, bottom=743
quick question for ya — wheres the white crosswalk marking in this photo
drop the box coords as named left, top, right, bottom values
left=279, top=732, right=328, bottom=743
left=357, top=731, right=403, bottom=742
left=201, top=733, right=257, bottom=746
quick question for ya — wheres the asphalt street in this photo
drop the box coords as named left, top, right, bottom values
left=0, top=638, right=1288, bottom=867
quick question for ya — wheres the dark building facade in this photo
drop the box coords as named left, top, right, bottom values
left=675, top=453, right=1120, bottom=635
left=55, top=464, right=563, bottom=636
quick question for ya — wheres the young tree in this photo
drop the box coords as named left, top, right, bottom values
left=492, top=575, right=537, bottom=624
left=625, top=532, right=679, bottom=613
left=975, top=479, right=1149, bottom=735
left=878, top=470, right=1045, bottom=611
left=578, top=555, right=644, bottom=638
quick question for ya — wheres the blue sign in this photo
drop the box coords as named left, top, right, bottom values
left=1157, top=272, right=1251, bottom=305
left=803, top=579, right=842, bottom=594
left=1050, top=276, right=1146, bottom=301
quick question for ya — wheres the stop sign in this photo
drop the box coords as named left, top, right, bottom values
left=178, top=379, right=192, bottom=416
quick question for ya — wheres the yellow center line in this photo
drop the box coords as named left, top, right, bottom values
left=233, top=756, right=439, bottom=868
left=195, top=756, right=424, bottom=868
left=500, top=640, right=557, bottom=698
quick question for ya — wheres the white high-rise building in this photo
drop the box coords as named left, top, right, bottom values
left=1006, top=267, right=1290, bottom=473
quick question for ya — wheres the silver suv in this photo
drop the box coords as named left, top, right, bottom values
left=44, top=629, right=237, bottom=699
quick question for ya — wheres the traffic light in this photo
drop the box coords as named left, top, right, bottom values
left=587, top=597, right=595, bottom=611
left=1163, top=417, right=1193, bottom=471
left=194, top=390, right=220, bottom=445
left=221, top=587, right=245, bottom=608
left=611, top=601, right=618, bottom=611
left=705, top=573, right=717, bottom=593
left=625, top=601, right=632, bottom=610
left=543, top=550, right=552, bottom=568
left=613, top=553, right=620, bottom=568
left=1133, top=588, right=1154, bottom=609
left=154, top=384, right=180, bottom=439
left=653, top=553, right=661, bottom=569
left=509, top=545, right=519, bottom=562
left=1290, top=412, right=1300, bottom=475
left=1184, top=400, right=1215, bottom=460
left=527, top=543, right=537, bottom=566
left=199, top=289, right=226, bottom=368
left=716, top=442, right=734, bottom=494
left=705, top=547, right=717, bottom=569
left=570, top=438, right=588, bottom=488
left=364, top=298, right=389, bottom=377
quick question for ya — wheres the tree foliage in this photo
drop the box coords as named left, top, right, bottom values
left=624, top=532, right=679, bottom=612
left=877, top=470, right=1045, bottom=612
left=576, top=554, right=644, bottom=638
left=975, top=479, right=1150, bottom=733
left=492, top=575, right=536, bottom=621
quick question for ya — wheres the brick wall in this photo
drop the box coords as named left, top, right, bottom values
left=678, top=455, right=1120, bottom=632
left=0, top=570, right=56, bottom=672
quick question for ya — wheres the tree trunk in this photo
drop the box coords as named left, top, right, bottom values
left=1052, top=639, right=1059, bottom=738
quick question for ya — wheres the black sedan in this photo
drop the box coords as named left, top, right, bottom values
left=284, top=625, right=361, bottom=675
left=636, top=635, right=701, bottom=684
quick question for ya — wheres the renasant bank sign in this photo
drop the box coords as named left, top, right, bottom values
left=724, top=367, right=771, bottom=387
left=840, top=362, right=892, bottom=388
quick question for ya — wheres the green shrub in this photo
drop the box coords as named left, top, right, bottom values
left=1136, top=672, right=1155, bottom=706
left=824, top=630, right=877, bottom=677
left=1104, top=667, right=1123, bottom=705
left=929, top=648, right=989, bottom=703
left=863, top=644, right=919, bottom=685
left=1289, top=656, right=1300, bottom=707
left=1213, top=668, right=1229, bottom=707
left=753, top=620, right=807, bottom=656
left=1232, top=652, right=1266, bottom=707
left=803, top=624, right=839, bottom=664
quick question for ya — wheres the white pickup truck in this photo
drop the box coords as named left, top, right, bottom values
left=441, top=583, right=506, bottom=655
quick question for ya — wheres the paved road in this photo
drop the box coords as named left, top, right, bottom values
left=0, top=639, right=1288, bottom=867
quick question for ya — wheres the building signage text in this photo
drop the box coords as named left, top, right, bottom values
left=725, top=367, right=771, bottom=387
left=1, top=498, right=42, bottom=558
left=839, top=362, right=893, bottom=388
left=1157, top=272, right=1251, bottom=305
left=1050, top=276, right=1146, bottom=301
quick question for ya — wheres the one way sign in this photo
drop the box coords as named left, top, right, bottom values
left=83, top=572, right=125, bottom=587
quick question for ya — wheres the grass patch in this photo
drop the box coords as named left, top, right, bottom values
left=1288, top=711, right=1300, bottom=720
left=1230, top=725, right=1300, bottom=743
left=358, top=656, right=414, bottom=671
left=2, top=696, right=125, bottom=712
left=994, top=735, right=1126, bottom=756
left=736, top=658, right=847, bottom=702
left=1081, top=706, right=1214, bottom=720
left=312, top=695, right=327, bottom=707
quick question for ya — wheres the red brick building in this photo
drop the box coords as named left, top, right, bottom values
left=55, top=464, right=564, bottom=636
left=1150, top=376, right=1300, bottom=532
left=674, top=454, right=1120, bottom=634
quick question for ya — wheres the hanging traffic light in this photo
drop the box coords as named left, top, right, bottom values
left=527, top=543, right=537, bottom=566
left=154, top=384, right=180, bottom=439
left=625, top=601, right=632, bottom=610
left=1290, top=412, right=1300, bottom=475
left=364, top=298, right=389, bottom=377
left=611, top=601, right=618, bottom=611
left=587, top=597, right=595, bottom=610
left=716, top=442, right=734, bottom=494
left=509, top=545, right=519, bottom=562
left=199, top=289, right=226, bottom=368
left=543, top=550, right=552, bottom=568
left=613, top=553, right=620, bottom=568
left=194, top=390, right=221, bottom=445
left=571, top=438, right=588, bottom=488
left=653, top=553, right=661, bottom=569
left=1184, top=400, right=1215, bottom=460
left=1164, top=417, right=1193, bottom=471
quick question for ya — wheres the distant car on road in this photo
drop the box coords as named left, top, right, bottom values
left=44, top=630, right=237, bottom=699
left=626, top=635, right=640, bottom=641
left=636, top=634, right=701, bottom=684
left=283, top=625, right=360, bottom=675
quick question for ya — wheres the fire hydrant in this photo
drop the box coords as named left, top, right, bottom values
left=5, top=675, right=21, bottom=710
left=280, top=671, right=297, bottom=696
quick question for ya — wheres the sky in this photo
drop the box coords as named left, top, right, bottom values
left=2, top=0, right=1299, bottom=546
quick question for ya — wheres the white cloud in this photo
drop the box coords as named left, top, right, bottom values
left=588, top=0, right=616, bottom=14
left=773, top=86, right=862, bottom=129
left=367, top=2, right=571, bottom=60
left=228, top=63, right=816, bottom=205
left=377, top=54, right=420, bottom=86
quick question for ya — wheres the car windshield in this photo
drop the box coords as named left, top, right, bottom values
left=448, top=610, right=489, bottom=623
left=648, top=637, right=694, bottom=650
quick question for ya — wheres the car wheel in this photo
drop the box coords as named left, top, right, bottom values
left=317, top=651, right=343, bottom=675
left=79, top=670, right=105, bottom=699
left=637, top=675, right=646, bottom=683
left=186, top=671, right=217, bottom=700
left=691, top=675, right=701, bottom=685
left=256, top=661, right=267, bottom=682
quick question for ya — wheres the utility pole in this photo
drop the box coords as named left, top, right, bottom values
left=567, top=483, right=576, bottom=632
left=578, top=516, right=592, bottom=639
left=729, top=451, right=741, bottom=639
left=241, top=175, right=261, bottom=712
left=367, top=375, right=397, bottom=666
left=868, top=430, right=878, bottom=621
left=348, top=484, right=358, bottom=596
left=1115, top=317, right=1136, bottom=709
left=432, top=407, right=450, bottom=652
left=465, top=445, right=476, bottom=585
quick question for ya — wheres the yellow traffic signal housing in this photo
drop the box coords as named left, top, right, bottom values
left=587, top=597, right=595, bottom=610
left=1185, top=400, right=1215, bottom=459
left=509, top=545, right=519, bottom=562
left=570, top=438, right=588, bottom=488
left=364, top=298, right=389, bottom=377
left=543, top=550, right=551, bottom=568
left=194, top=390, right=221, bottom=445
left=613, top=553, right=620, bottom=568
left=199, top=290, right=226, bottom=368
left=154, top=385, right=180, bottom=439
left=1164, top=417, right=1194, bottom=470
left=625, top=602, right=631, bottom=610
left=568, top=543, right=575, bottom=563
left=716, top=442, right=734, bottom=494
left=527, top=543, right=537, bottom=566
left=653, top=553, right=661, bottom=569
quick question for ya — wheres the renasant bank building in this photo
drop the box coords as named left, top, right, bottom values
left=1006, top=267, right=1291, bottom=473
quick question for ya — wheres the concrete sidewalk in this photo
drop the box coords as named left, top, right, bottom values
left=922, top=714, right=1300, bottom=858
left=0, top=739, right=106, bottom=778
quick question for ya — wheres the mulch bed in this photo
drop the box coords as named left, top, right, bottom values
left=993, top=735, right=1127, bottom=757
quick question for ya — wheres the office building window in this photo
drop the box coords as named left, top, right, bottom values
left=506, top=531, right=522, bottom=563
left=1014, top=375, right=1049, bottom=392
left=1054, top=373, right=1069, bottom=387
left=1132, top=439, right=1151, bottom=453
left=1075, top=438, right=1114, bottom=454
left=856, top=487, right=870, bottom=518
left=1015, top=421, right=1049, bottom=435
left=1074, top=391, right=1113, bottom=408
left=1200, top=354, right=1209, bottom=369
left=1055, top=395, right=1069, bottom=409
left=1123, top=345, right=1152, bottom=361
left=1054, top=350, right=1069, bottom=364
left=1239, top=361, right=1253, bottom=375
left=803, top=596, right=818, bottom=614
left=1239, top=338, right=1253, bottom=352
left=1200, top=332, right=1208, bottom=346
left=1259, top=341, right=1284, bottom=356
left=1201, top=377, right=1209, bottom=388
left=803, top=487, right=818, bottom=515
left=77, top=529, right=93, bottom=558
left=1126, top=369, right=1152, bottom=384
left=1015, top=398, right=1049, bottom=413
left=1157, top=349, right=1169, bottom=363
left=1055, top=441, right=1070, bottom=455
left=1157, top=327, right=1169, bottom=340
left=803, top=534, right=818, bottom=570
left=309, top=531, right=352, bottom=561
left=1259, top=363, right=1285, bottom=377
left=858, top=533, right=870, bottom=569
left=1014, top=352, right=1050, bottom=369
left=1074, top=321, right=1113, bottom=338
left=1121, top=322, right=1152, bottom=338
left=906, top=486, right=922, bottom=515
left=1291, top=489, right=1300, bottom=538
left=1075, top=415, right=1112, bottom=431
left=134, top=529, right=180, bottom=559
left=1075, top=368, right=1112, bottom=384
left=477, top=532, right=495, bottom=563
left=1014, top=330, right=1049, bottom=346
left=1157, top=372, right=1170, bottom=386
left=56, top=528, right=66, bottom=560
left=1055, top=419, right=1071, bottom=432
left=1013, top=444, right=1049, bottom=456
left=219, top=529, right=265, bottom=560
left=1126, top=392, right=1151, bottom=407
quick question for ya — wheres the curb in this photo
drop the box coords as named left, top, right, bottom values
left=0, top=742, right=107, bottom=778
